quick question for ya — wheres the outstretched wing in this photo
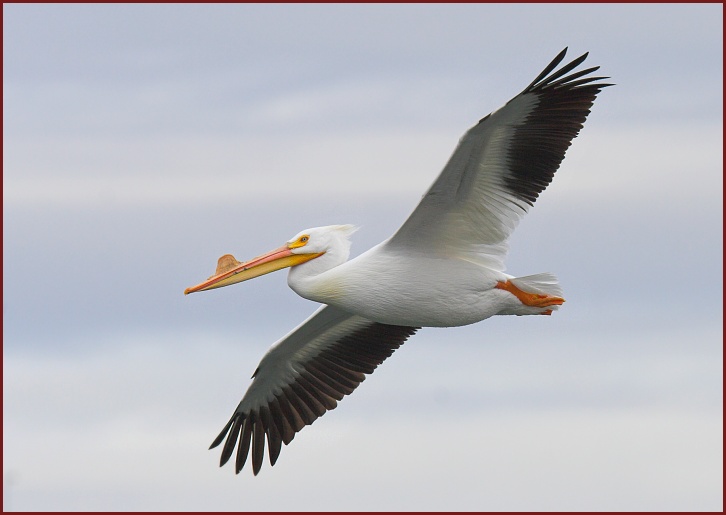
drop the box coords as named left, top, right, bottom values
left=387, top=48, right=612, bottom=271
left=210, top=305, right=418, bottom=475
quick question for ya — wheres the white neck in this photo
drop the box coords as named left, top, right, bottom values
left=287, top=239, right=351, bottom=303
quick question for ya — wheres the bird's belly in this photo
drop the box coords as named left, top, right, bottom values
left=308, top=254, right=512, bottom=327
left=334, top=287, right=510, bottom=328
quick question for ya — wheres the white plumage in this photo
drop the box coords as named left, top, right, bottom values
left=185, top=48, right=611, bottom=475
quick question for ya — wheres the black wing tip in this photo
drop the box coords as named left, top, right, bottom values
left=210, top=408, right=286, bottom=475
left=525, top=48, right=611, bottom=94
left=209, top=414, right=237, bottom=450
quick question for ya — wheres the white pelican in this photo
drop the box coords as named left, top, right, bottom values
left=185, top=48, right=611, bottom=475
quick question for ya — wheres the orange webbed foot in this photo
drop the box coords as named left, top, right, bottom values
left=495, top=280, right=565, bottom=308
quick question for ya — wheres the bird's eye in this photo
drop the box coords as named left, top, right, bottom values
left=300, top=236, right=309, bottom=243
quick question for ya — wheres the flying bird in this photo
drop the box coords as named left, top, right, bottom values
left=185, top=48, right=611, bottom=475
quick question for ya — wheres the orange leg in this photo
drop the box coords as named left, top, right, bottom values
left=495, top=280, right=565, bottom=313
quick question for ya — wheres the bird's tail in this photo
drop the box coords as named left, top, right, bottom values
left=496, top=272, right=564, bottom=316
left=509, top=272, right=563, bottom=299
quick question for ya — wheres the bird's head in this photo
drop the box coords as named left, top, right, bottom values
left=184, top=224, right=357, bottom=294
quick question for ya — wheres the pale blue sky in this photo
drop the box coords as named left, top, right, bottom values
left=3, top=3, right=723, bottom=511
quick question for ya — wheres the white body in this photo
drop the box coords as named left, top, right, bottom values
left=288, top=239, right=548, bottom=327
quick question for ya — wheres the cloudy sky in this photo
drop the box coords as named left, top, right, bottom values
left=3, top=3, right=722, bottom=511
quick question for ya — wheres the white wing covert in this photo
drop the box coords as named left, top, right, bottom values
left=387, top=48, right=612, bottom=271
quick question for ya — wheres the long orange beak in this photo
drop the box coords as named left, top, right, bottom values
left=184, top=245, right=323, bottom=295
